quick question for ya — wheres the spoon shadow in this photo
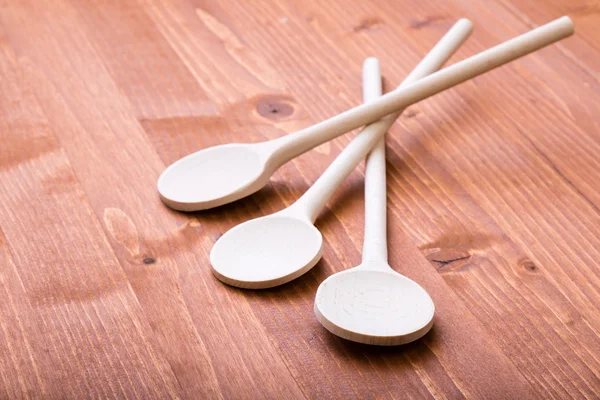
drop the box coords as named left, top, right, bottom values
left=214, top=258, right=327, bottom=302
left=170, top=179, right=309, bottom=225
left=314, top=176, right=365, bottom=225
left=321, top=322, right=438, bottom=360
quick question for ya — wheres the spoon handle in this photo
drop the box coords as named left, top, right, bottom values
left=286, top=19, right=473, bottom=222
left=266, top=16, right=574, bottom=169
left=361, top=59, right=388, bottom=263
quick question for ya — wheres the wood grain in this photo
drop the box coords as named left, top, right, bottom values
left=0, top=0, right=598, bottom=398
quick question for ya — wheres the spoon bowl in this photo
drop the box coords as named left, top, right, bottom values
left=158, top=144, right=269, bottom=211
left=210, top=214, right=323, bottom=288
left=314, top=265, right=435, bottom=345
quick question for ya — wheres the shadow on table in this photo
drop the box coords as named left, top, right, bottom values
left=322, top=323, right=439, bottom=358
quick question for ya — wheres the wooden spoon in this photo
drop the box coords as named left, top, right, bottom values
left=158, top=17, right=573, bottom=211
left=210, top=19, right=474, bottom=288
left=314, top=59, right=434, bottom=346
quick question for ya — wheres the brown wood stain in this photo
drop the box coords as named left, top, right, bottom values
left=0, top=0, right=598, bottom=398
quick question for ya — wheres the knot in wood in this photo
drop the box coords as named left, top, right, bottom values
left=143, top=256, right=156, bottom=265
left=256, top=95, right=294, bottom=120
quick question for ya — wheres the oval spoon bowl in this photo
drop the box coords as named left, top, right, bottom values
left=314, top=267, right=435, bottom=346
left=158, top=144, right=269, bottom=211
left=210, top=215, right=323, bottom=288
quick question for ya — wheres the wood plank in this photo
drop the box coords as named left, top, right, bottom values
left=0, top=0, right=598, bottom=397
left=0, top=39, right=181, bottom=398
left=0, top=0, right=305, bottom=398
left=0, top=229, right=46, bottom=398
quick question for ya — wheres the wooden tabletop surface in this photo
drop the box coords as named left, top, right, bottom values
left=1, top=0, right=599, bottom=398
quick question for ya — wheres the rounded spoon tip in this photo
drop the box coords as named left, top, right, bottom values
left=157, top=144, right=269, bottom=211
left=314, top=268, right=435, bottom=346
left=210, top=215, right=324, bottom=289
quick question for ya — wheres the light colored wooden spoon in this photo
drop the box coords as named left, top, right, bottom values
left=159, top=17, right=573, bottom=212
left=210, top=20, right=473, bottom=288
left=314, top=59, right=434, bottom=346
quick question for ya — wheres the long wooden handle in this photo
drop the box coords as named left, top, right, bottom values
left=268, top=16, right=574, bottom=168
left=285, top=19, right=473, bottom=222
left=361, top=58, right=388, bottom=263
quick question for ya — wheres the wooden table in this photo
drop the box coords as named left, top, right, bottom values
left=1, top=0, right=599, bottom=398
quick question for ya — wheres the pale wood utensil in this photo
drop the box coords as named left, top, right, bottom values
left=158, top=17, right=573, bottom=212
left=314, top=58, right=434, bottom=346
left=210, top=19, right=474, bottom=288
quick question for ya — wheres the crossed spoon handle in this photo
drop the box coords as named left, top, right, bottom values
left=281, top=16, right=573, bottom=222
left=210, top=19, right=475, bottom=290
left=283, top=18, right=473, bottom=222
left=265, top=16, right=574, bottom=175
left=361, top=58, right=390, bottom=264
